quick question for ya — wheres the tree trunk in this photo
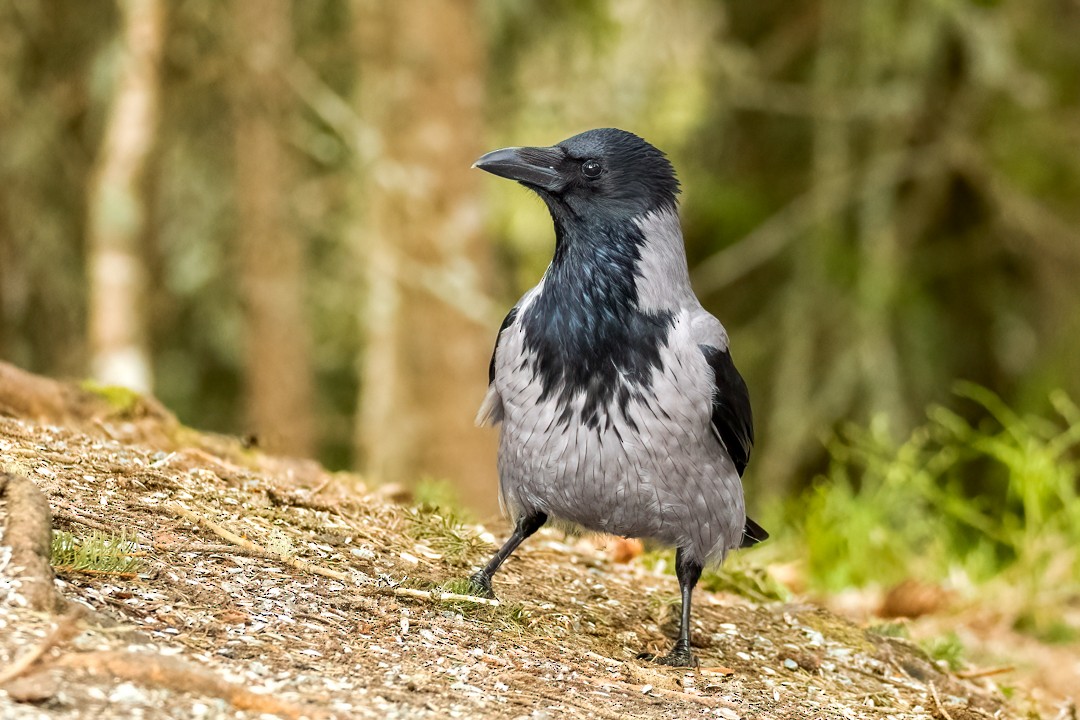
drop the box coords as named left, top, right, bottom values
left=231, top=0, right=316, bottom=458
left=86, top=0, right=165, bottom=393
left=352, top=0, right=497, bottom=513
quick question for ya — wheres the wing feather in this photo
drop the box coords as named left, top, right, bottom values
left=476, top=307, right=519, bottom=427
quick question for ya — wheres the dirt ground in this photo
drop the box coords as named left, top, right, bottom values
left=0, top=363, right=1055, bottom=719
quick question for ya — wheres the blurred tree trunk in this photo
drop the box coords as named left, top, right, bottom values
left=86, top=0, right=164, bottom=392
left=231, top=0, right=316, bottom=457
left=352, top=0, right=497, bottom=512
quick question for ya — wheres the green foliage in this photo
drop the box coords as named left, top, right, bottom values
left=51, top=529, right=142, bottom=575
left=794, top=384, right=1080, bottom=635
left=921, top=632, right=966, bottom=671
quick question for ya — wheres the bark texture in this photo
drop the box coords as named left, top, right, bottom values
left=86, top=0, right=165, bottom=393
left=1, top=471, right=65, bottom=613
left=232, top=0, right=316, bottom=457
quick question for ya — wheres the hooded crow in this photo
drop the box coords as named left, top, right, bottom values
left=470, top=128, right=767, bottom=667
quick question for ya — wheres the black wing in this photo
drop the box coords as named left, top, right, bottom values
left=488, top=307, right=520, bottom=385
left=699, top=344, right=754, bottom=475
left=699, top=344, right=768, bottom=548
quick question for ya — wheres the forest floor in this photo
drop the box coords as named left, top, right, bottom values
left=0, top=361, right=1067, bottom=720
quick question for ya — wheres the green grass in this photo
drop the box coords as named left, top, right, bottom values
left=788, top=383, right=1080, bottom=638
left=404, top=506, right=489, bottom=566
left=702, top=559, right=790, bottom=603
left=921, top=632, right=966, bottom=671
left=414, top=476, right=468, bottom=517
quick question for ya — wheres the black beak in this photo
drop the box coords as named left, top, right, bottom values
left=473, top=146, right=565, bottom=192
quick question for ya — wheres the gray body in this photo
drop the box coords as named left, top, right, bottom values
left=478, top=209, right=745, bottom=566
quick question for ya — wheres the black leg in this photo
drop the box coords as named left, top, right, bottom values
left=467, top=511, right=547, bottom=599
left=638, top=547, right=703, bottom=668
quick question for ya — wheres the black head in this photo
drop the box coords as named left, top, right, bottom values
left=474, top=128, right=680, bottom=223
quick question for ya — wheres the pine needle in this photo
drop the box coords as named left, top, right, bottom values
left=50, top=529, right=143, bottom=576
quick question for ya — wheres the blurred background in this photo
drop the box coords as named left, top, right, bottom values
left=3, top=0, right=1080, bottom=650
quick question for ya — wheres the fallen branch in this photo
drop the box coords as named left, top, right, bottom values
left=0, top=606, right=84, bottom=685
left=1, top=471, right=66, bottom=613
left=392, top=586, right=500, bottom=607
left=170, top=503, right=351, bottom=583
left=55, top=650, right=326, bottom=720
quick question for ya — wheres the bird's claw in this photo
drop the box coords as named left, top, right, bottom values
left=466, top=572, right=496, bottom=599
left=636, top=645, right=699, bottom=668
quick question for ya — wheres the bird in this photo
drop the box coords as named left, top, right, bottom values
left=469, top=128, right=767, bottom=667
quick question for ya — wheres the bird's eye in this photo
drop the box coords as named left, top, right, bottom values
left=581, top=159, right=603, bottom=179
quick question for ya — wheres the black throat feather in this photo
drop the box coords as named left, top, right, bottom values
left=521, top=216, right=673, bottom=430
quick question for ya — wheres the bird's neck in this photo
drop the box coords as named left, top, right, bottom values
left=629, top=208, right=695, bottom=314
left=547, top=207, right=693, bottom=315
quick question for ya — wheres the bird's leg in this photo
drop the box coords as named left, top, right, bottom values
left=467, top=511, right=547, bottom=599
left=638, top=547, right=703, bottom=668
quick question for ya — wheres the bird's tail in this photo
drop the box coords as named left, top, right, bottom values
left=739, top=516, right=769, bottom=548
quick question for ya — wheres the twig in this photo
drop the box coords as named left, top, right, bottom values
left=0, top=606, right=85, bottom=685
left=582, top=650, right=624, bottom=667
left=954, top=665, right=1014, bottom=680
left=590, top=678, right=740, bottom=710
left=53, top=510, right=118, bottom=535
left=170, top=503, right=351, bottom=583
left=847, top=664, right=924, bottom=692
left=928, top=681, right=955, bottom=720
left=55, top=650, right=327, bottom=720
left=52, top=566, right=138, bottom=579
left=309, top=475, right=332, bottom=496
left=640, top=684, right=740, bottom=709
left=157, top=542, right=282, bottom=559
left=392, top=586, right=500, bottom=607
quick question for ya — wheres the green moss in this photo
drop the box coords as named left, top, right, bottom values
left=866, top=621, right=910, bottom=639
left=79, top=379, right=143, bottom=417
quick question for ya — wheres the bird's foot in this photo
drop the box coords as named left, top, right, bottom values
left=465, top=571, right=496, bottom=599
left=637, top=641, right=698, bottom=668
